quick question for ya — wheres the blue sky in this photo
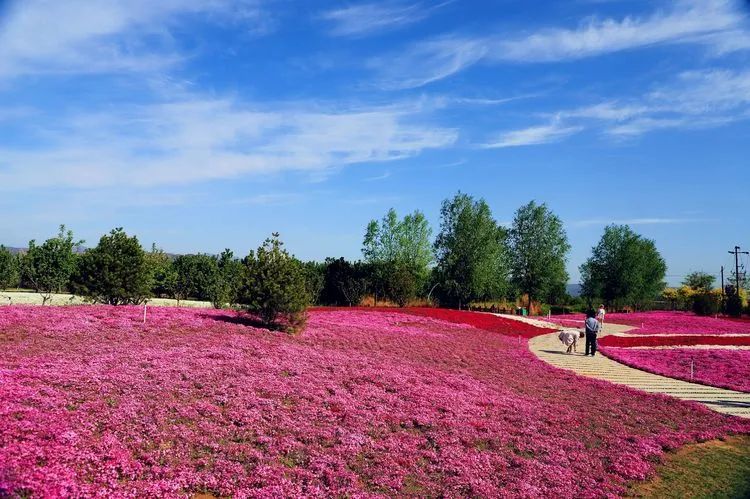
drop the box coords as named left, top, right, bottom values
left=1, top=0, right=749, bottom=285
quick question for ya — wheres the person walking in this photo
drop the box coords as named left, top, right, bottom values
left=596, top=304, right=606, bottom=333
left=584, top=310, right=600, bottom=356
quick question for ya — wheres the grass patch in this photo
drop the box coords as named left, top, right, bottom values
left=630, top=435, right=750, bottom=498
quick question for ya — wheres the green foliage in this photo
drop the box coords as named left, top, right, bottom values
left=172, top=253, right=219, bottom=302
left=208, top=249, right=242, bottom=309
left=75, top=228, right=151, bottom=305
left=682, top=271, right=715, bottom=292
left=144, top=244, right=177, bottom=298
left=320, top=257, right=369, bottom=306
left=692, top=292, right=720, bottom=316
left=726, top=286, right=743, bottom=317
left=433, top=192, right=510, bottom=308
left=580, top=224, right=666, bottom=309
left=239, top=233, right=308, bottom=332
left=509, top=201, right=570, bottom=310
left=21, top=225, right=82, bottom=305
left=301, top=261, right=326, bottom=305
left=362, top=208, right=433, bottom=304
left=0, top=245, right=20, bottom=290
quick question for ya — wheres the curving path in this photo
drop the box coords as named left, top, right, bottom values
left=499, top=315, right=750, bottom=419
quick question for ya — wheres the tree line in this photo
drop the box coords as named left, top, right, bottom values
left=0, top=191, right=679, bottom=324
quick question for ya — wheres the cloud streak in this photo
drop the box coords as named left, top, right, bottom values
left=0, top=96, right=457, bottom=190
left=320, top=1, right=452, bottom=37
left=371, top=0, right=749, bottom=89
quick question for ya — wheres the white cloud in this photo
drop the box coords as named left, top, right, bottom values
left=369, top=36, right=488, bottom=89
left=510, top=68, right=750, bottom=141
left=481, top=120, right=583, bottom=148
left=0, top=96, right=457, bottom=190
left=372, top=0, right=749, bottom=88
left=320, top=1, right=451, bottom=37
left=0, top=0, right=267, bottom=78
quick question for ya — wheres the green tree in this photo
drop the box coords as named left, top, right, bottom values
left=172, top=254, right=219, bottom=302
left=239, top=233, right=308, bottom=332
left=208, top=249, right=242, bottom=309
left=580, top=224, right=666, bottom=309
left=75, top=228, right=151, bottom=305
left=302, top=261, right=326, bottom=305
left=433, top=192, right=510, bottom=308
left=682, top=271, right=715, bottom=292
left=0, top=246, right=20, bottom=291
left=21, top=225, right=82, bottom=305
left=145, top=244, right=177, bottom=298
left=508, top=201, right=570, bottom=311
left=320, top=257, right=369, bottom=306
left=362, top=208, right=433, bottom=305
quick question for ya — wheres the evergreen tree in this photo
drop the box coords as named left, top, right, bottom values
left=75, top=228, right=151, bottom=305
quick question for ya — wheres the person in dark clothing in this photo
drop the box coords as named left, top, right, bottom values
left=584, top=310, right=600, bottom=356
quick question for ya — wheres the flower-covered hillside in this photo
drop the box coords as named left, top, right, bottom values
left=602, top=347, right=750, bottom=394
left=1, top=306, right=748, bottom=497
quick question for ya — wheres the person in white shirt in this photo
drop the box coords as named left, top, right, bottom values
left=596, top=304, right=606, bottom=332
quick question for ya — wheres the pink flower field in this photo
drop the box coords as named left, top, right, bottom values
left=601, top=347, right=750, bottom=394
left=546, top=311, right=750, bottom=336
left=2, top=306, right=749, bottom=497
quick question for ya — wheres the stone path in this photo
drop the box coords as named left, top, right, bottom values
left=498, top=315, right=750, bottom=419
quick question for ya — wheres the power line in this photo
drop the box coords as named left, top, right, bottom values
left=728, top=246, right=750, bottom=290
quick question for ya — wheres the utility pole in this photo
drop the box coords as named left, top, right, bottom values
left=721, top=265, right=724, bottom=296
left=728, top=246, right=750, bottom=291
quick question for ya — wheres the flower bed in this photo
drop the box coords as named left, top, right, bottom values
left=599, top=335, right=750, bottom=348
left=599, top=312, right=750, bottom=335
left=545, top=311, right=750, bottom=336
left=601, top=347, right=750, bottom=394
left=1, top=305, right=749, bottom=497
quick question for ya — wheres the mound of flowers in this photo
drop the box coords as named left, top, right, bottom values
left=545, top=311, right=750, bottom=336
left=599, top=335, right=750, bottom=348
left=597, top=311, right=750, bottom=335
left=601, top=347, right=750, bottom=394
left=1, top=305, right=749, bottom=497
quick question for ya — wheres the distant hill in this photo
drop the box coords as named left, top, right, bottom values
left=2, top=246, right=87, bottom=255
left=566, top=284, right=582, bottom=297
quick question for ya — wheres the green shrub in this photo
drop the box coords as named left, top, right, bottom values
left=726, top=291, right=743, bottom=317
left=240, top=233, right=308, bottom=333
left=692, top=292, right=720, bottom=316
left=75, top=228, right=151, bottom=305
left=0, top=246, right=19, bottom=290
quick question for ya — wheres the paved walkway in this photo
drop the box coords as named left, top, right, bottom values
left=497, top=314, right=750, bottom=419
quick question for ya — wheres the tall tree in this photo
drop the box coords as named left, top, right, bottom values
left=433, top=193, right=510, bottom=308
left=580, top=224, right=666, bottom=309
left=208, top=249, right=242, bottom=309
left=682, top=271, right=715, bottom=292
left=21, top=225, right=82, bottom=305
left=75, top=228, right=151, bottom=305
left=172, top=254, right=219, bottom=302
left=145, top=244, right=177, bottom=298
left=0, top=245, right=20, bottom=291
left=362, top=208, right=433, bottom=305
left=239, top=233, right=308, bottom=332
left=509, top=201, right=570, bottom=311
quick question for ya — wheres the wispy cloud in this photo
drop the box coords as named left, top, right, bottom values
left=320, top=1, right=452, bottom=37
left=490, top=68, right=750, bottom=144
left=481, top=120, right=583, bottom=148
left=0, top=95, right=457, bottom=190
left=0, top=0, right=268, bottom=79
left=364, top=171, right=392, bottom=181
left=371, top=0, right=749, bottom=88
